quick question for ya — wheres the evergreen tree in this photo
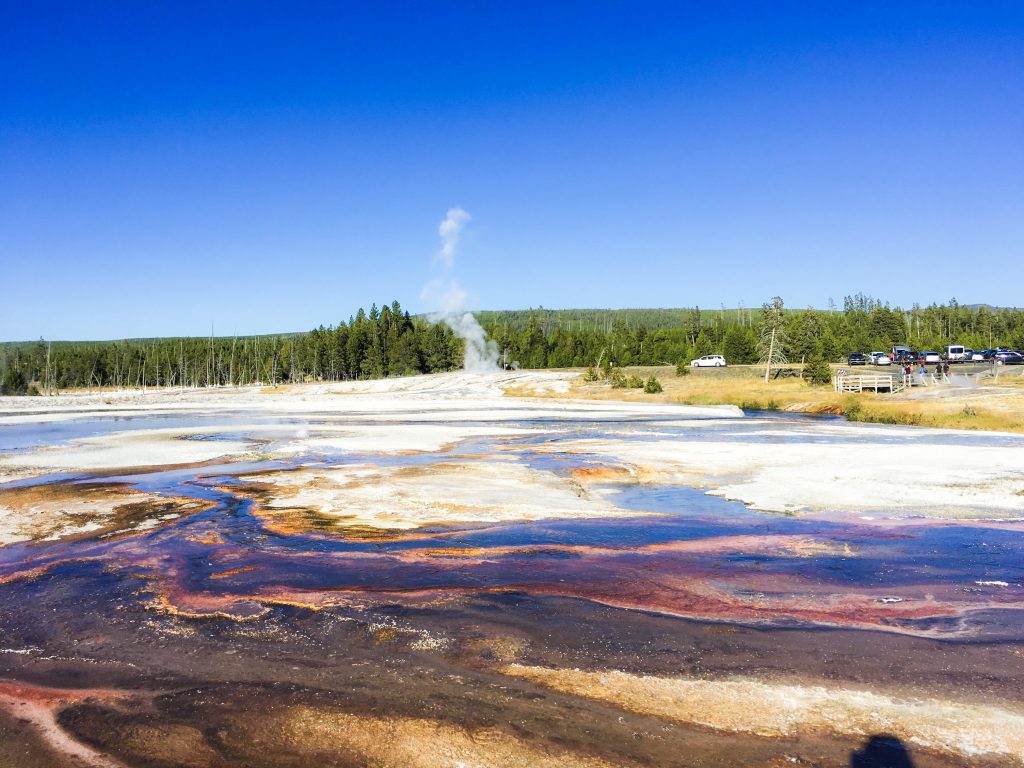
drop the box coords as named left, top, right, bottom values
left=722, top=325, right=756, bottom=364
left=802, top=352, right=833, bottom=386
left=643, top=376, right=663, bottom=393
left=521, top=317, right=548, bottom=368
left=1, top=367, right=27, bottom=395
left=7, top=298, right=1024, bottom=393
left=787, top=309, right=824, bottom=362
left=692, top=330, right=714, bottom=358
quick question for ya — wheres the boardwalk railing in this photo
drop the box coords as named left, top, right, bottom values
left=834, top=374, right=911, bottom=393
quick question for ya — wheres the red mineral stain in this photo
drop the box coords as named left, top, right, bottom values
left=0, top=680, right=134, bottom=768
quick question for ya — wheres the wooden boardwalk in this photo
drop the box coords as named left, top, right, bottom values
left=835, top=374, right=911, bottom=393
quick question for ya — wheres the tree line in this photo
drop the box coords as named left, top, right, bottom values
left=482, top=297, right=1024, bottom=370
left=0, top=301, right=462, bottom=394
left=2, top=296, right=1023, bottom=394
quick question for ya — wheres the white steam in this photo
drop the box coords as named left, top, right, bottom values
left=423, top=208, right=501, bottom=372
left=436, top=207, right=471, bottom=268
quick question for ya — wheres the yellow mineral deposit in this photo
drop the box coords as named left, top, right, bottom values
left=235, top=460, right=643, bottom=532
left=275, top=707, right=620, bottom=768
left=504, top=665, right=1024, bottom=762
left=0, top=482, right=211, bottom=545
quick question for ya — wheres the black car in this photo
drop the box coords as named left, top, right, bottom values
left=994, top=351, right=1024, bottom=365
left=894, top=351, right=919, bottom=365
left=848, top=353, right=867, bottom=366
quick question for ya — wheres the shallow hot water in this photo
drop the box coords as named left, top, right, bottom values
left=1, top=408, right=1023, bottom=767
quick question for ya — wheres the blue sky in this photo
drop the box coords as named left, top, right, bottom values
left=2, top=2, right=1022, bottom=340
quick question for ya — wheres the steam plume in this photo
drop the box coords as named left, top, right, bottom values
left=423, top=208, right=500, bottom=372
left=437, top=207, right=471, bottom=268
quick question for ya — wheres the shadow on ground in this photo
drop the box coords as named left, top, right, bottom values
left=851, top=735, right=915, bottom=768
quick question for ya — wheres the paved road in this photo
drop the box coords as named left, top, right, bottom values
left=855, top=362, right=1005, bottom=374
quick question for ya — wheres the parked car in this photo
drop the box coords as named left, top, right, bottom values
left=894, top=350, right=919, bottom=365
left=920, top=351, right=941, bottom=364
left=691, top=354, right=726, bottom=367
left=944, top=345, right=967, bottom=362
left=869, top=352, right=891, bottom=365
left=965, top=349, right=985, bottom=361
left=848, top=353, right=868, bottom=366
left=993, top=351, right=1024, bottom=365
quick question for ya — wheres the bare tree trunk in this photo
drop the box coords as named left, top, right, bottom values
left=764, top=328, right=776, bottom=384
left=45, top=341, right=52, bottom=396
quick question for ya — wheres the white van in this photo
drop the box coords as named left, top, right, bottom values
left=944, top=345, right=967, bottom=362
left=691, top=354, right=727, bottom=367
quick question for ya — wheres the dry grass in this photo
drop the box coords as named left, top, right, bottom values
left=995, top=373, right=1024, bottom=389
left=517, top=365, right=1024, bottom=434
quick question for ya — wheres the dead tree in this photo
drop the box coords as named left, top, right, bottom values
left=759, top=296, right=788, bottom=383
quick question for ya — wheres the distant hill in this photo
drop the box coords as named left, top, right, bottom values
left=3, top=302, right=1020, bottom=346
left=474, top=307, right=761, bottom=333
left=0, top=332, right=304, bottom=348
left=962, top=304, right=1021, bottom=312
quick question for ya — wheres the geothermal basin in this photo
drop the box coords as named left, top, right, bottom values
left=1, top=371, right=1023, bottom=767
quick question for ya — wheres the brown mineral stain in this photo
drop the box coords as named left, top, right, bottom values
left=186, top=530, right=227, bottom=545
left=114, top=723, right=223, bottom=766
left=271, top=706, right=621, bottom=768
left=502, top=664, right=1024, bottom=762
left=209, top=565, right=258, bottom=579
left=571, top=465, right=633, bottom=482
left=412, top=545, right=573, bottom=559
left=372, top=625, right=399, bottom=643
left=466, top=635, right=530, bottom=662
left=145, top=593, right=270, bottom=622
left=0, top=481, right=213, bottom=545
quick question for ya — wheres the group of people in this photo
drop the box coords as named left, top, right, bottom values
left=901, top=361, right=951, bottom=380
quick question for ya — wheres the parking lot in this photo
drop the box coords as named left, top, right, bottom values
left=845, top=347, right=1023, bottom=373
left=854, top=361, right=998, bottom=374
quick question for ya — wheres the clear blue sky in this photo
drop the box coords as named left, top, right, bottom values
left=2, top=2, right=1022, bottom=340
